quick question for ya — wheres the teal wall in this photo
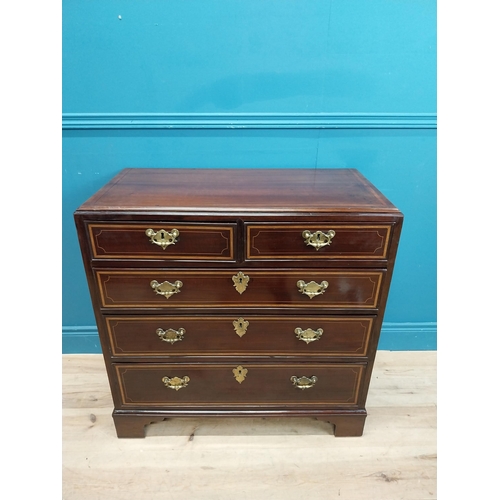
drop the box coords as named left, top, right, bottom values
left=62, top=0, right=436, bottom=352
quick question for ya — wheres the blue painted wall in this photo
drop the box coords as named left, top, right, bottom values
left=62, top=0, right=436, bottom=352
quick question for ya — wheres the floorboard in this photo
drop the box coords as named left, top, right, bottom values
left=62, top=351, right=436, bottom=500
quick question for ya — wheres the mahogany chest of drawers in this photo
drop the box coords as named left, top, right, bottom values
left=74, top=168, right=403, bottom=438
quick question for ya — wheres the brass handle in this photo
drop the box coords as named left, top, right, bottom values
left=291, top=375, right=318, bottom=390
left=232, top=271, right=250, bottom=294
left=295, top=327, right=323, bottom=344
left=162, top=376, right=190, bottom=391
left=297, top=280, right=329, bottom=299
left=150, top=279, right=183, bottom=299
left=302, top=230, right=335, bottom=250
left=146, top=228, right=180, bottom=249
left=233, top=317, right=249, bottom=338
left=157, top=327, right=185, bottom=344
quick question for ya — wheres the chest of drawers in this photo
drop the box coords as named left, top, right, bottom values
left=74, top=168, right=403, bottom=438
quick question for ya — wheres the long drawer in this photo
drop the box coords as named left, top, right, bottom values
left=96, top=269, right=385, bottom=309
left=114, top=363, right=365, bottom=408
left=105, top=315, right=375, bottom=357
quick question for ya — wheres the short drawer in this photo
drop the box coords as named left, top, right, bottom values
left=246, top=224, right=392, bottom=260
left=88, top=223, right=235, bottom=260
left=115, top=363, right=365, bottom=408
left=106, top=315, right=375, bottom=357
left=96, top=269, right=384, bottom=309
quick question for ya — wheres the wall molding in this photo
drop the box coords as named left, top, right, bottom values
left=62, top=113, right=437, bottom=130
left=62, top=322, right=437, bottom=354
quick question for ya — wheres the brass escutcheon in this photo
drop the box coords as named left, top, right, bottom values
left=162, top=375, right=190, bottom=391
left=232, top=365, right=248, bottom=384
left=145, top=228, right=180, bottom=249
left=150, top=279, right=183, bottom=299
left=233, top=318, right=249, bottom=338
left=295, top=327, right=323, bottom=344
left=157, top=327, right=185, bottom=344
left=232, top=271, right=250, bottom=294
left=302, top=230, right=335, bottom=250
left=291, top=375, right=318, bottom=390
left=297, top=280, right=329, bottom=299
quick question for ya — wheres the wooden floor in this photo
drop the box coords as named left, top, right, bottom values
left=62, top=351, right=436, bottom=500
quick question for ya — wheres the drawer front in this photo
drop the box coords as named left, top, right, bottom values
left=115, top=363, right=365, bottom=407
left=96, top=270, right=384, bottom=309
left=106, top=316, right=374, bottom=357
left=246, top=224, right=392, bottom=260
left=88, top=223, right=235, bottom=260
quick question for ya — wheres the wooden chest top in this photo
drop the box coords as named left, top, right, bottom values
left=77, top=168, right=399, bottom=213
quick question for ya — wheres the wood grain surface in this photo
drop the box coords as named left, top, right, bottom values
left=77, top=168, right=399, bottom=213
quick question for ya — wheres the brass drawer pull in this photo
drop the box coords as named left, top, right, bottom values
left=295, top=327, right=323, bottom=344
left=297, top=280, right=329, bottom=299
left=232, top=271, right=250, bottom=294
left=157, top=327, right=185, bottom=344
left=291, top=375, right=318, bottom=390
left=162, top=375, right=190, bottom=391
left=233, top=317, right=249, bottom=337
left=145, top=228, right=180, bottom=249
left=302, top=230, right=335, bottom=250
left=150, top=279, right=183, bottom=299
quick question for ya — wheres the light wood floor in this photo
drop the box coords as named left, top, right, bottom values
left=62, top=351, right=436, bottom=500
